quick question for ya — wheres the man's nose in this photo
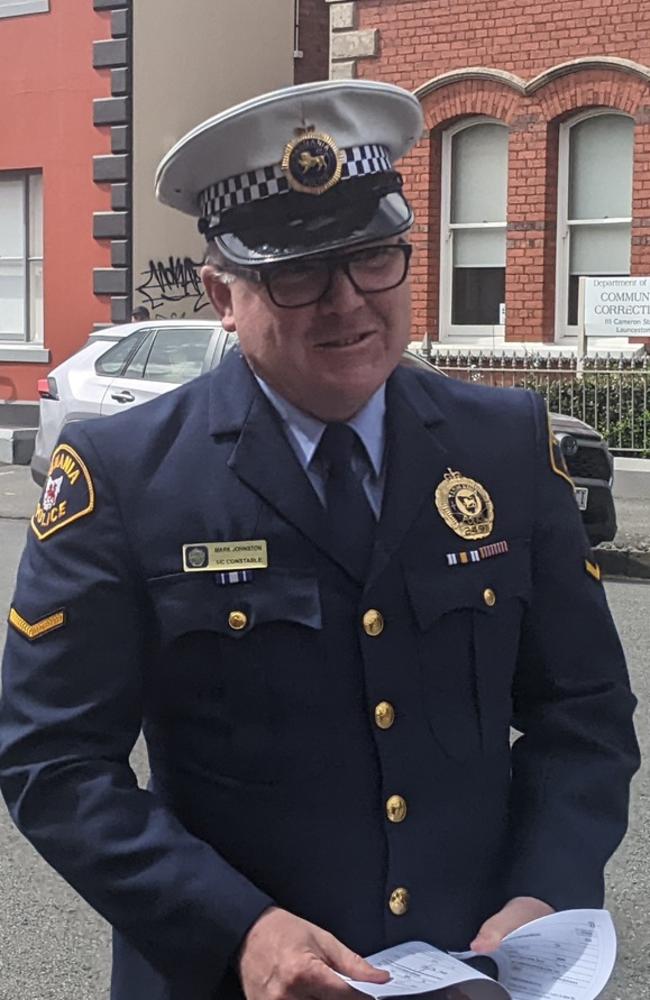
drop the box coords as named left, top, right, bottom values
left=320, top=265, right=365, bottom=312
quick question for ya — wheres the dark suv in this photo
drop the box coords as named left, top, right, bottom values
left=550, top=413, right=616, bottom=546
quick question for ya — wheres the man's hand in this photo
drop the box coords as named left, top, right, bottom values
left=470, top=896, right=555, bottom=953
left=238, top=907, right=391, bottom=1000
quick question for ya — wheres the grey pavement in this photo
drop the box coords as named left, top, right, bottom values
left=0, top=464, right=40, bottom=520
left=607, top=460, right=650, bottom=552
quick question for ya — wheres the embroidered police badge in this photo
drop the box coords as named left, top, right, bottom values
left=281, top=131, right=344, bottom=195
left=31, top=443, right=95, bottom=540
left=435, top=469, right=494, bottom=541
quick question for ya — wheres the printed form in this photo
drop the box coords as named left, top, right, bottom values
left=341, top=910, right=616, bottom=1000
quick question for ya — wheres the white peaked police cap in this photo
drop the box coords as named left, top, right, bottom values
left=155, top=79, right=424, bottom=266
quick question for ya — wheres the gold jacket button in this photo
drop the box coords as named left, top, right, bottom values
left=363, top=609, right=384, bottom=636
left=386, top=795, right=407, bottom=823
left=375, top=701, right=395, bottom=730
left=483, top=588, right=496, bottom=608
left=228, top=610, right=248, bottom=631
left=389, top=887, right=409, bottom=915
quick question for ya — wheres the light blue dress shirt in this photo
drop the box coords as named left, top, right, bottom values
left=255, top=376, right=387, bottom=519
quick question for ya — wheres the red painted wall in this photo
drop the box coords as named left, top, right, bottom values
left=349, top=0, right=650, bottom=343
left=0, top=4, right=112, bottom=401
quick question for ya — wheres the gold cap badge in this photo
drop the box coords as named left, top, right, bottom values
left=281, top=131, right=344, bottom=195
left=435, top=469, right=494, bottom=541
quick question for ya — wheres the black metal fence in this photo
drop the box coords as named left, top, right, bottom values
left=420, top=348, right=650, bottom=457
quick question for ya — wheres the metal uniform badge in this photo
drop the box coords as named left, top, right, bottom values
left=435, top=468, right=494, bottom=541
left=281, top=131, right=344, bottom=195
left=182, top=540, right=268, bottom=573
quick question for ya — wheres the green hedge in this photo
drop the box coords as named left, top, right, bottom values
left=520, top=372, right=650, bottom=456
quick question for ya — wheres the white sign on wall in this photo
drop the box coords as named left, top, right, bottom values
left=584, top=277, right=650, bottom=337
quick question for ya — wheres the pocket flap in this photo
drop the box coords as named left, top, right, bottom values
left=405, top=538, right=532, bottom=632
left=147, top=567, right=322, bottom=644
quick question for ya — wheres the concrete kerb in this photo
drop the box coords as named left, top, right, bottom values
left=0, top=428, right=37, bottom=466
left=598, top=549, right=650, bottom=582
left=614, top=457, right=650, bottom=473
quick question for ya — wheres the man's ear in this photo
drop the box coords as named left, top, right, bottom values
left=201, top=265, right=237, bottom=332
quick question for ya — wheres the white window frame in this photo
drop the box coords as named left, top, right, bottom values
left=0, top=0, right=48, bottom=18
left=439, top=117, right=508, bottom=344
left=0, top=170, right=44, bottom=345
left=554, top=109, right=634, bottom=343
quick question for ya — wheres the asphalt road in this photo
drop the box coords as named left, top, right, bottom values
left=0, top=491, right=648, bottom=998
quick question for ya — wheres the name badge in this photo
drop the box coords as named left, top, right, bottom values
left=182, top=540, right=268, bottom=573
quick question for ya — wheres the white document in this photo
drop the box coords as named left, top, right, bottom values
left=341, top=909, right=616, bottom=1000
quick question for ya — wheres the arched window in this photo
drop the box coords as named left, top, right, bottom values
left=440, top=119, right=508, bottom=341
left=555, top=111, right=634, bottom=339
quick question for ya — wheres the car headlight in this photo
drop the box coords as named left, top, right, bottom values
left=557, top=433, right=578, bottom=458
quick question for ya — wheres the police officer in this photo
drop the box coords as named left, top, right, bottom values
left=0, top=81, right=639, bottom=1000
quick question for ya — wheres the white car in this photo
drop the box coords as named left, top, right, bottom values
left=32, top=320, right=234, bottom=484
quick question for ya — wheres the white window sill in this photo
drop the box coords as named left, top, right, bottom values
left=0, top=0, right=49, bottom=17
left=0, top=344, right=50, bottom=363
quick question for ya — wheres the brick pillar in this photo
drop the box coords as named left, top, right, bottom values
left=631, top=106, right=650, bottom=274
left=505, top=113, right=551, bottom=342
left=399, top=132, right=434, bottom=341
left=630, top=106, right=650, bottom=345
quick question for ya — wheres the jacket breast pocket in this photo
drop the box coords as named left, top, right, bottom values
left=145, top=568, right=323, bottom=783
left=405, top=540, right=531, bottom=760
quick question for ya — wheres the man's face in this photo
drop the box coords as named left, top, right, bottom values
left=203, top=238, right=412, bottom=422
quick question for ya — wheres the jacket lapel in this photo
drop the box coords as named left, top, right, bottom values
left=208, top=352, right=456, bottom=583
left=208, top=350, right=366, bottom=580
left=371, top=366, right=451, bottom=580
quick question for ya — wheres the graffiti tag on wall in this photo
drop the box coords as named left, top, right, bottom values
left=135, top=257, right=210, bottom=317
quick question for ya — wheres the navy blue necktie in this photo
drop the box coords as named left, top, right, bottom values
left=318, top=422, right=376, bottom=580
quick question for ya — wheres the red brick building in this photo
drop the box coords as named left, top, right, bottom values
left=327, top=0, right=650, bottom=349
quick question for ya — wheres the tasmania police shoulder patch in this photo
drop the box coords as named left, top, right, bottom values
left=31, top=443, right=95, bottom=541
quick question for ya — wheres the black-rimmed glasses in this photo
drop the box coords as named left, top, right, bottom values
left=228, top=242, right=413, bottom=309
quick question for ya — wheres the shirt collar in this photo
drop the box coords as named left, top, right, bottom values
left=255, top=375, right=386, bottom=477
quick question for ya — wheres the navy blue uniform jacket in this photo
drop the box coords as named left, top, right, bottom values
left=0, top=350, right=639, bottom=999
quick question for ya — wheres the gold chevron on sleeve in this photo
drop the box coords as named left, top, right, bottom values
left=8, top=607, right=66, bottom=641
left=585, top=559, right=602, bottom=582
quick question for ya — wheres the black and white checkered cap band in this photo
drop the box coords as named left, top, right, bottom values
left=199, top=144, right=392, bottom=225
